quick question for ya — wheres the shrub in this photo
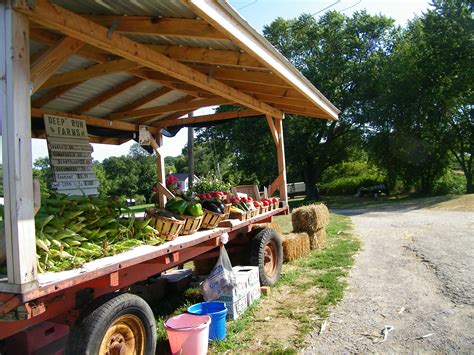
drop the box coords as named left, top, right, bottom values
left=133, top=194, right=146, bottom=205
left=320, top=161, right=386, bottom=195
left=192, top=175, right=232, bottom=194
left=433, top=172, right=465, bottom=195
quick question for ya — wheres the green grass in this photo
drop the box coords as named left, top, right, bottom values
left=152, top=212, right=360, bottom=353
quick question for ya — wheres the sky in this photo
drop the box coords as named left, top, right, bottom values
left=30, top=0, right=431, bottom=164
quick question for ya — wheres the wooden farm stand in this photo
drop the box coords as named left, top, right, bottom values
left=0, top=0, right=339, bottom=353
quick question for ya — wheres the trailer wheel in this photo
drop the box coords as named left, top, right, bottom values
left=249, top=228, right=283, bottom=286
left=67, top=293, right=156, bottom=355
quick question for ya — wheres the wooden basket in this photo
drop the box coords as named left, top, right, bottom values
left=180, top=215, right=203, bottom=235
left=249, top=209, right=258, bottom=218
left=230, top=210, right=247, bottom=221
left=260, top=206, right=269, bottom=214
left=223, top=203, right=232, bottom=219
left=201, top=209, right=226, bottom=229
left=151, top=215, right=184, bottom=241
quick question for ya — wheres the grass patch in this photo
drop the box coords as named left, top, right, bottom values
left=152, top=212, right=360, bottom=353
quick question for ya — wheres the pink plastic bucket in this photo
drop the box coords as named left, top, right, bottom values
left=164, top=314, right=211, bottom=355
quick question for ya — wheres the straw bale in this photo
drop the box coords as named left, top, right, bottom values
left=282, top=232, right=310, bottom=262
left=308, top=228, right=327, bottom=250
left=252, top=221, right=282, bottom=235
left=292, top=204, right=329, bottom=234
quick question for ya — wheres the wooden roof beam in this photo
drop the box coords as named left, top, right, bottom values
left=30, top=27, right=110, bottom=63
left=31, top=107, right=157, bottom=134
left=111, top=87, right=173, bottom=114
left=42, top=59, right=142, bottom=89
left=111, top=96, right=230, bottom=121
left=82, top=16, right=228, bottom=40
left=185, top=0, right=339, bottom=119
left=147, top=45, right=264, bottom=69
left=74, top=77, right=144, bottom=114
left=136, top=95, right=196, bottom=125
left=155, top=108, right=262, bottom=128
left=14, top=0, right=283, bottom=118
left=32, top=82, right=84, bottom=108
left=31, top=36, right=84, bottom=93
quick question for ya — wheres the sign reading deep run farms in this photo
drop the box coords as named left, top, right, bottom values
left=44, top=114, right=99, bottom=195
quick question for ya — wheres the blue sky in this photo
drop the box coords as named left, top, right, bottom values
left=30, top=0, right=431, bottom=163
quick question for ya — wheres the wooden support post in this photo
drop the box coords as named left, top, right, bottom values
left=155, top=132, right=167, bottom=208
left=0, top=5, right=37, bottom=286
left=275, top=116, right=288, bottom=204
left=187, top=112, right=194, bottom=191
left=265, top=114, right=279, bottom=146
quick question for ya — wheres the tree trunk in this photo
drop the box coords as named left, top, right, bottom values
left=303, top=166, right=320, bottom=201
left=466, top=171, right=473, bottom=194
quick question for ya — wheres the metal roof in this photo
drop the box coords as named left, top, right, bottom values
left=24, top=0, right=340, bottom=143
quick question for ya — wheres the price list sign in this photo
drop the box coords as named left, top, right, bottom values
left=44, top=114, right=99, bottom=195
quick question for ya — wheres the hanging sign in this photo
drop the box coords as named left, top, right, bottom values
left=44, top=114, right=99, bottom=196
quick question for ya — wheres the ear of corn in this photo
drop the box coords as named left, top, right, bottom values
left=35, top=195, right=162, bottom=273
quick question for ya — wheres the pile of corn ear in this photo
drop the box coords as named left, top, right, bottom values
left=35, top=193, right=162, bottom=273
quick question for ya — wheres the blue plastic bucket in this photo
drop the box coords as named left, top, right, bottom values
left=187, top=302, right=227, bottom=341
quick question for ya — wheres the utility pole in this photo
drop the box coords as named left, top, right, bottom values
left=187, top=112, right=194, bottom=191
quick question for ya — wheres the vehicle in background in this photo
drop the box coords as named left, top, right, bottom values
left=287, top=182, right=305, bottom=197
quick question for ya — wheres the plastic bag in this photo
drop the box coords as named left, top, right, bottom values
left=201, top=245, right=237, bottom=301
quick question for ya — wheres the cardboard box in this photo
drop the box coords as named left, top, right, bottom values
left=233, top=266, right=260, bottom=289
left=220, top=295, right=248, bottom=320
left=247, top=285, right=261, bottom=306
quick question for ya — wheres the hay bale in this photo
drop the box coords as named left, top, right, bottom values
left=308, top=228, right=327, bottom=250
left=252, top=221, right=282, bottom=235
left=292, top=204, right=329, bottom=234
left=282, top=232, right=310, bottom=262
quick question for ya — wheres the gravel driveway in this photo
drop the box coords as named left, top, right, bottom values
left=306, top=208, right=474, bottom=353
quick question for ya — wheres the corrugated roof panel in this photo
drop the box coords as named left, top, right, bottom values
left=139, top=90, right=188, bottom=109
left=56, top=55, right=95, bottom=74
left=43, top=72, right=132, bottom=114
left=86, top=80, right=164, bottom=117
left=51, top=0, right=195, bottom=18
left=126, top=34, right=240, bottom=51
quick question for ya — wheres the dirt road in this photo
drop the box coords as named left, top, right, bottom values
left=306, top=208, right=474, bottom=353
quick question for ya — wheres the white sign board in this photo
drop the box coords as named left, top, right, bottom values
left=44, top=115, right=99, bottom=196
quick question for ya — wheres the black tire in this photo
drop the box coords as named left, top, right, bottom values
left=66, top=293, right=156, bottom=355
left=249, top=228, right=283, bottom=286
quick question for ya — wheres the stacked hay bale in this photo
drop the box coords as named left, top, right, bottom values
left=292, top=204, right=329, bottom=250
left=282, top=232, right=310, bottom=262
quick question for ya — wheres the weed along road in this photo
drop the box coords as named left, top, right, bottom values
left=307, top=207, right=474, bottom=353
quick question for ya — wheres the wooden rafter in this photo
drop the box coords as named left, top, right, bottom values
left=30, top=36, right=84, bottom=93
left=111, top=87, right=173, bottom=114
left=189, top=65, right=291, bottom=88
left=31, top=108, right=157, bottom=134
left=266, top=115, right=279, bottom=146
left=155, top=108, right=261, bottom=128
left=42, top=59, right=142, bottom=89
left=32, top=82, right=83, bottom=108
left=271, top=104, right=331, bottom=119
left=74, top=77, right=144, bottom=114
left=147, top=45, right=264, bottom=69
left=111, top=96, right=228, bottom=122
left=30, top=27, right=110, bottom=64
left=82, top=16, right=227, bottom=40
left=139, top=95, right=201, bottom=125
left=14, top=0, right=283, bottom=118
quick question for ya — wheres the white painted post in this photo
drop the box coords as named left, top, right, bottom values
left=0, top=3, right=37, bottom=286
left=155, top=132, right=167, bottom=208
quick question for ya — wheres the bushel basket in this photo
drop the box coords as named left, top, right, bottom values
left=201, top=209, right=225, bottom=230
left=180, top=215, right=203, bottom=235
left=146, top=209, right=184, bottom=241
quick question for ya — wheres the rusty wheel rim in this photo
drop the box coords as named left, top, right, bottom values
left=264, top=241, right=278, bottom=277
left=99, top=314, right=145, bottom=355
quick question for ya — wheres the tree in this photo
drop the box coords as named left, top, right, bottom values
left=369, top=0, right=473, bottom=193
left=194, top=12, right=396, bottom=199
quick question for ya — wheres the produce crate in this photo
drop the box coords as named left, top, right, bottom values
left=223, top=203, right=232, bottom=219
left=260, top=206, right=269, bottom=214
left=249, top=209, right=258, bottom=218
left=229, top=210, right=247, bottom=221
left=180, top=215, right=203, bottom=235
left=201, top=209, right=226, bottom=229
